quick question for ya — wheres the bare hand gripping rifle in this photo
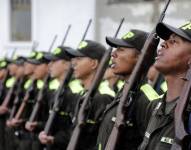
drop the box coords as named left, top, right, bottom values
left=105, top=1, right=171, bottom=150
left=44, top=20, right=92, bottom=135
left=66, top=18, right=124, bottom=150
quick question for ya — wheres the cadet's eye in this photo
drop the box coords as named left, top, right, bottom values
left=118, top=48, right=124, bottom=52
left=169, top=38, right=177, bottom=45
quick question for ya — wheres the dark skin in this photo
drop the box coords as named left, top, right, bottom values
left=111, top=47, right=140, bottom=79
left=147, top=65, right=159, bottom=86
left=103, top=67, right=120, bottom=90
left=154, top=33, right=191, bottom=102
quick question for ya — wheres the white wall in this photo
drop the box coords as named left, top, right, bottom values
left=0, top=0, right=96, bottom=58
left=33, top=0, right=96, bottom=51
left=95, top=0, right=191, bottom=46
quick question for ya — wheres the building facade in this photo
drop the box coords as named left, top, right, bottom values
left=0, top=0, right=190, bottom=57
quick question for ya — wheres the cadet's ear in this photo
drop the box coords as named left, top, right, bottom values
left=91, top=59, right=99, bottom=70
left=188, top=58, right=191, bottom=67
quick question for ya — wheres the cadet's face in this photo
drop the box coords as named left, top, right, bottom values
left=8, top=64, right=18, bottom=76
left=15, top=65, right=24, bottom=77
left=33, top=64, right=48, bottom=79
left=72, top=57, right=94, bottom=79
left=49, top=60, right=70, bottom=78
left=24, top=62, right=36, bottom=76
left=154, top=34, right=191, bottom=75
left=0, top=69, right=6, bottom=80
left=111, top=47, right=139, bottom=76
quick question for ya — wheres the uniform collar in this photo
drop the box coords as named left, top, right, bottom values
left=156, top=94, right=179, bottom=117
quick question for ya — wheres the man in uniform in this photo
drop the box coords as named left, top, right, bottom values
left=65, top=40, right=114, bottom=150
left=95, top=29, right=159, bottom=150
left=38, top=46, right=83, bottom=150
left=139, top=21, right=191, bottom=150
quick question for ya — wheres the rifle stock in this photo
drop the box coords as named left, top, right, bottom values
left=66, top=18, right=124, bottom=150
left=105, top=1, right=171, bottom=149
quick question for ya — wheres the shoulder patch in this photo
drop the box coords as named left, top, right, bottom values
left=140, top=84, right=160, bottom=101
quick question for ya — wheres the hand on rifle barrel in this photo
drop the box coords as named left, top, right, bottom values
left=38, top=131, right=54, bottom=144
left=0, top=105, right=9, bottom=114
left=25, top=121, right=38, bottom=132
left=10, top=118, right=23, bottom=127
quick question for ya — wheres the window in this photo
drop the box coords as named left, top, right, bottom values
left=10, top=0, right=31, bottom=42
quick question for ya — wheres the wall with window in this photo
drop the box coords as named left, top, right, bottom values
left=0, top=0, right=96, bottom=57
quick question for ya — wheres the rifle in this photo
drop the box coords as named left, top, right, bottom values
left=105, top=1, right=171, bottom=150
left=8, top=77, right=24, bottom=120
left=1, top=77, right=18, bottom=108
left=13, top=79, right=35, bottom=120
left=44, top=19, right=92, bottom=135
left=48, top=35, right=58, bottom=53
left=61, top=24, right=71, bottom=46
left=27, top=25, right=71, bottom=123
left=0, top=49, right=18, bottom=108
left=66, top=18, right=124, bottom=150
left=170, top=64, right=191, bottom=148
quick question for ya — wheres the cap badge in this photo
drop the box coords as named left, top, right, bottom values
left=78, top=41, right=88, bottom=49
left=180, top=21, right=191, bottom=30
left=29, top=51, right=36, bottom=58
left=36, top=52, right=43, bottom=60
left=122, top=31, right=135, bottom=40
left=0, top=61, right=7, bottom=68
left=53, top=48, right=62, bottom=55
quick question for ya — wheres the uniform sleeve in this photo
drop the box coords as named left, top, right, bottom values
left=90, top=94, right=113, bottom=121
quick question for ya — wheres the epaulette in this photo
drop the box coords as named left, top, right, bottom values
left=48, top=78, right=60, bottom=90
left=140, top=83, right=161, bottom=101
left=5, top=76, right=16, bottom=88
left=68, top=79, right=84, bottom=94
left=98, top=80, right=115, bottom=97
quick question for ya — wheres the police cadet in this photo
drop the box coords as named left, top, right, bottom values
left=3, top=56, right=26, bottom=150
left=138, top=21, right=191, bottom=150
left=94, top=29, right=161, bottom=150
left=38, top=46, right=83, bottom=150
left=64, top=40, right=114, bottom=150
left=4, top=54, right=36, bottom=150
left=0, top=59, right=10, bottom=150
left=8, top=52, right=50, bottom=150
